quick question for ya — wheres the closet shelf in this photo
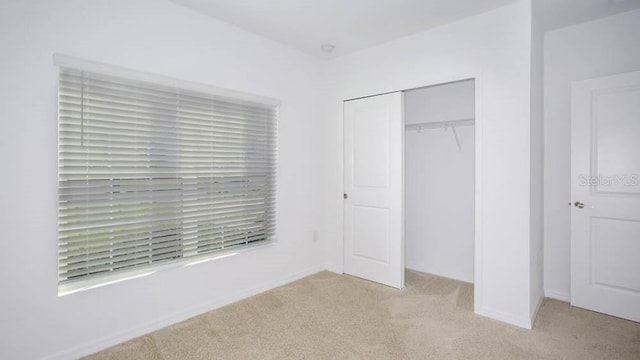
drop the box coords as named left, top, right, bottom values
left=405, top=118, right=474, bottom=132
left=405, top=117, right=475, bottom=152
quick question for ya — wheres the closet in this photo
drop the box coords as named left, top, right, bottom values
left=404, top=80, right=475, bottom=284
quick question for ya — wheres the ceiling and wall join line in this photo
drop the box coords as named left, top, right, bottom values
left=170, top=0, right=517, bottom=58
left=170, top=0, right=640, bottom=59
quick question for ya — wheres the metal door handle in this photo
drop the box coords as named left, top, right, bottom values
left=574, top=201, right=585, bottom=208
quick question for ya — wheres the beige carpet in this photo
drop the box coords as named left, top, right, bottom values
left=85, top=270, right=640, bottom=359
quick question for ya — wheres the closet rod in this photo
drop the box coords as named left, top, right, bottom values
left=404, top=118, right=474, bottom=132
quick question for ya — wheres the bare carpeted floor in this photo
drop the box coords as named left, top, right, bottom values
left=85, top=270, right=640, bottom=359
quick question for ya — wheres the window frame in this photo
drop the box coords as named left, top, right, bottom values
left=55, top=54, right=280, bottom=295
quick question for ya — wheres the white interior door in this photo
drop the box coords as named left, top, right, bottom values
left=343, top=92, right=404, bottom=289
left=571, top=71, right=640, bottom=322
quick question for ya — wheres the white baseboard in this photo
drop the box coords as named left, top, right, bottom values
left=530, top=294, right=544, bottom=328
left=324, top=262, right=343, bottom=274
left=545, top=289, right=570, bottom=303
left=404, top=261, right=425, bottom=273
left=476, top=306, right=533, bottom=330
left=43, top=264, right=325, bottom=360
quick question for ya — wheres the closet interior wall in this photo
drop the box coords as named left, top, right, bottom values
left=404, top=80, right=475, bottom=283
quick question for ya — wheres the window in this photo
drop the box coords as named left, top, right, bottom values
left=57, top=58, right=278, bottom=292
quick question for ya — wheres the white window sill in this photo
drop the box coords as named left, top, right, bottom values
left=58, top=240, right=276, bottom=296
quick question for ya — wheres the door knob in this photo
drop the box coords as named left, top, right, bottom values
left=574, top=201, right=585, bottom=208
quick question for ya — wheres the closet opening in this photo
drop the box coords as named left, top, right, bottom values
left=403, top=79, right=476, bottom=311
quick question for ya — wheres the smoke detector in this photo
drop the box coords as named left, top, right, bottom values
left=320, top=44, right=336, bottom=53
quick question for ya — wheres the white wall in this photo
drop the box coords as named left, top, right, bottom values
left=321, top=0, right=536, bottom=328
left=0, top=1, right=549, bottom=356
left=529, top=1, right=545, bottom=321
left=0, top=1, right=325, bottom=359
left=405, top=81, right=475, bottom=283
left=404, top=80, right=476, bottom=125
left=543, top=9, right=640, bottom=301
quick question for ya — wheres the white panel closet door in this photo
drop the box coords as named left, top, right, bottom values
left=343, top=92, right=404, bottom=289
left=571, top=71, right=640, bottom=322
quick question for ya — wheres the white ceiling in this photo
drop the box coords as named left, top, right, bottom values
left=170, top=0, right=640, bottom=58
left=536, top=0, right=640, bottom=31
left=170, top=0, right=516, bottom=58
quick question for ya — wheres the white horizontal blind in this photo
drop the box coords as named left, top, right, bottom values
left=58, top=67, right=277, bottom=288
